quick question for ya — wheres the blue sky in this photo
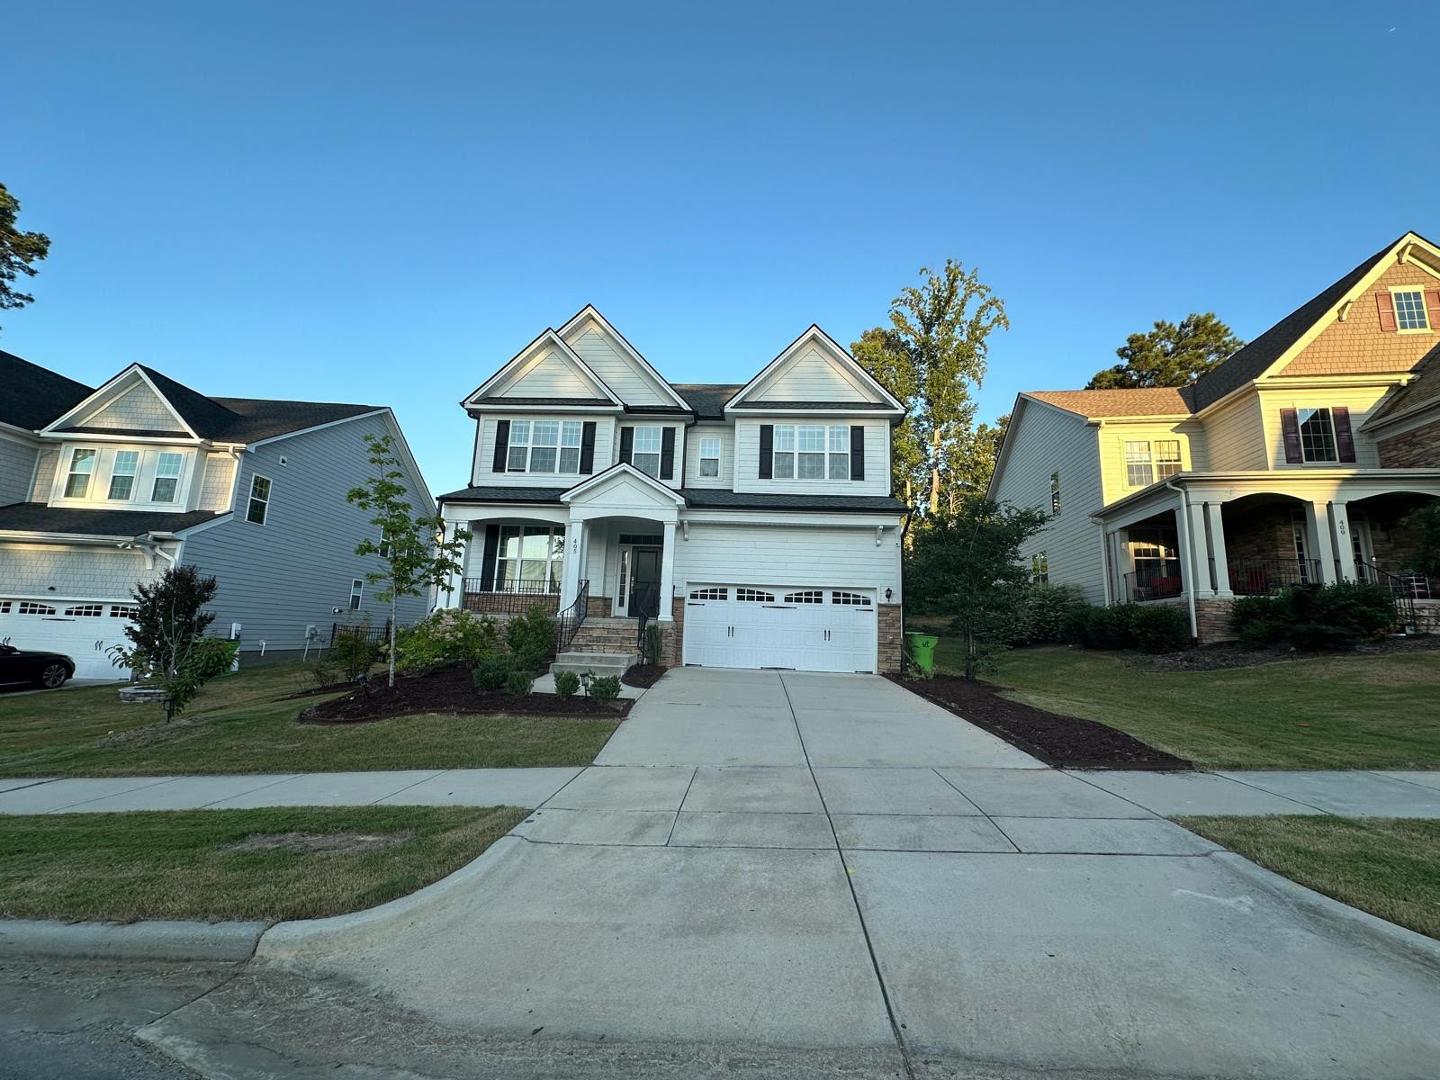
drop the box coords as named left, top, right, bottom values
left=7, top=1, right=1438, bottom=490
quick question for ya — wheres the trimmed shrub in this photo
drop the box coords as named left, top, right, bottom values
left=644, top=622, right=663, bottom=667
left=504, top=668, right=534, bottom=696
left=553, top=670, right=580, bottom=698
left=1231, top=582, right=1395, bottom=650
left=1011, top=584, right=1089, bottom=645
left=472, top=654, right=514, bottom=691
left=1062, top=602, right=1189, bottom=652
left=394, top=610, right=500, bottom=674
left=588, top=675, right=621, bottom=702
left=1128, top=604, right=1190, bottom=653
left=506, top=605, right=556, bottom=672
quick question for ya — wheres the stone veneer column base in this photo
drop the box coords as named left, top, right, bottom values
left=1194, top=598, right=1237, bottom=643
left=877, top=604, right=903, bottom=673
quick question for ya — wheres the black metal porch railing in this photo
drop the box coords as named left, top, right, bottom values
left=1122, top=568, right=1183, bottom=602
left=330, top=619, right=391, bottom=648
left=461, top=578, right=560, bottom=615
left=1227, top=557, right=1321, bottom=596
left=553, top=580, right=589, bottom=659
left=1357, top=562, right=1420, bottom=633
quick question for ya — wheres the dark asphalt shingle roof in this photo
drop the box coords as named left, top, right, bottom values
left=681, top=490, right=908, bottom=513
left=436, top=486, right=568, bottom=504
left=204, top=398, right=381, bottom=442
left=670, top=384, right=743, bottom=420
left=734, top=400, right=893, bottom=410
left=0, top=502, right=222, bottom=537
left=0, top=350, right=94, bottom=431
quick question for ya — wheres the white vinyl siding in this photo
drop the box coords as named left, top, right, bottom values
left=1098, top=422, right=1202, bottom=506
left=674, top=522, right=902, bottom=604
left=497, top=345, right=609, bottom=399
left=732, top=418, right=889, bottom=495
left=565, top=321, right=673, bottom=405
left=196, top=452, right=237, bottom=511
left=750, top=342, right=874, bottom=402
left=991, top=402, right=1105, bottom=603
left=618, top=422, right=685, bottom=488
left=0, top=542, right=162, bottom=599
left=684, top=424, right=733, bottom=488
left=79, top=381, right=185, bottom=431
left=1202, top=392, right=1267, bottom=471
left=1257, top=386, right=1388, bottom=469
left=0, top=433, right=38, bottom=507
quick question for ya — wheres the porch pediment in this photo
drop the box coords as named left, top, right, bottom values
left=560, top=463, right=684, bottom=518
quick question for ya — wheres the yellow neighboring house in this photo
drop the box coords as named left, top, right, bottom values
left=989, top=231, right=1440, bottom=642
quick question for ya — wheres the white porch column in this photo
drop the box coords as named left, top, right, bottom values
left=1307, top=501, right=1338, bottom=584
left=560, top=516, right=587, bottom=608
left=657, top=519, right=677, bottom=622
left=1206, top=503, right=1233, bottom=597
left=1331, top=501, right=1357, bottom=582
left=1113, top=528, right=1130, bottom=602
left=441, top=518, right=466, bottom=610
left=1186, top=501, right=1213, bottom=598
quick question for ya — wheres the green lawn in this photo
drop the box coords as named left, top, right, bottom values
left=0, top=805, right=527, bottom=921
left=945, top=642, right=1440, bottom=769
left=0, top=663, right=621, bottom=777
left=1178, top=816, right=1440, bottom=941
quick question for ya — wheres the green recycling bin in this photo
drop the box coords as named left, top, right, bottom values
left=905, top=632, right=938, bottom=674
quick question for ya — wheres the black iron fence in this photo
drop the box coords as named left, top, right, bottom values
left=1358, top=562, right=1421, bottom=632
left=330, top=620, right=391, bottom=648
left=1227, top=557, right=1321, bottom=596
left=461, top=578, right=560, bottom=615
left=1122, top=567, right=1183, bottom=602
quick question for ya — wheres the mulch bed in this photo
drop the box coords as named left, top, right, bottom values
left=298, top=663, right=633, bottom=725
left=1126, top=633, right=1440, bottom=673
left=890, top=672, right=1193, bottom=771
left=622, top=664, right=667, bottom=688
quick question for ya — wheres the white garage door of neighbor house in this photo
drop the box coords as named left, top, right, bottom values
left=0, top=599, right=137, bottom=679
left=682, top=585, right=877, bottom=673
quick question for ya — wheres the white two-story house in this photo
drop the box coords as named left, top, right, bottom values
left=0, top=352, right=433, bottom=676
left=989, top=231, right=1440, bottom=641
left=435, top=306, right=908, bottom=672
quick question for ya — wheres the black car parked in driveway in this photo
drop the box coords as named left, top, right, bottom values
left=0, top=643, right=75, bottom=689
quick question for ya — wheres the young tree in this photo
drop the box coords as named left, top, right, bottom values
left=347, top=433, right=470, bottom=688
left=110, top=564, right=235, bottom=722
left=852, top=260, right=1009, bottom=513
left=906, top=499, right=1050, bottom=679
left=1087, top=312, right=1243, bottom=389
left=0, top=182, right=51, bottom=327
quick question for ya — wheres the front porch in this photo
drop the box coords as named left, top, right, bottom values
left=1098, top=471, right=1440, bottom=639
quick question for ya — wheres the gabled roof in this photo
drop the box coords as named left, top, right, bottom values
left=670, top=383, right=743, bottom=420
left=136, top=364, right=240, bottom=435
left=1023, top=387, right=1194, bottom=419
left=560, top=462, right=686, bottom=506
left=0, top=502, right=222, bottom=538
left=726, top=326, right=905, bottom=413
left=1364, top=343, right=1440, bottom=428
left=557, top=305, right=693, bottom=410
left=462, top=328, right=624, bottom=408
left=0, top=350, right=93, bottom=431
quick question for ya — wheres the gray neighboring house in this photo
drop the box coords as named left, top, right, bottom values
left=0, top=349, right=433, bottom=676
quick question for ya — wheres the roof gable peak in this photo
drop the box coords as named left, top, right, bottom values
left=727, top=325, right=904, bottom=412
left=462, top=328, right=624, bottom=407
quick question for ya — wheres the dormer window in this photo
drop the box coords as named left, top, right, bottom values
left=1393, top=289, right=1429, bottom=331
left=108, top=451, right=139, bottom=500
left=64, top=449, right=96, bottom=498
left=152, top=453, right=183, bottom=502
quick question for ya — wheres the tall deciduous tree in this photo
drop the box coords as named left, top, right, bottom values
left=0, top=182, right=50, bottom=327
left=347, top=433, right=470, bottom=688
left=852, top=261, right=1009, bottom=512
left=1087, top=312, right=1243, bottom=389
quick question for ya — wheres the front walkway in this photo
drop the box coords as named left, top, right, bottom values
left=134, top=667, right=1440, bottom=1080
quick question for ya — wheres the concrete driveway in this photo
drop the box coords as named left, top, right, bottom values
left=142, top=668, right=1440, bottom=1079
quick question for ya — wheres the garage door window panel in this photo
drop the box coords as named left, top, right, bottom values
left=736, top=588, right=775, bottom=602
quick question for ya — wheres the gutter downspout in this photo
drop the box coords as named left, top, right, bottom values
left=1164, top=479, right=1199, bottom=642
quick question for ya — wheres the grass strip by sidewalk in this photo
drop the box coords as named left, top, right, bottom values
left=0, top=805, right=527, bottom=922
left=1178, top=815, right=1440, bottom=941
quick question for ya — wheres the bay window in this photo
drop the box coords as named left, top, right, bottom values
left=152, top=453, right=184, bottom=502
left=108, top=451, right=139, bottom=500
left=64, top=449, right=96, bottom=498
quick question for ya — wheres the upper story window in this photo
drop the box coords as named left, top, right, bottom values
left=1298, top=408, right=1338, bottom=462
left=698, top=436, right=721, bottom=478
left=246, top=474, right=271, bottom=524
left=631, top=426, right=662, bottom=477
left=152, top=452, right=183, bottom=502
left=108, top=451, right=139, bottom=500
left=506, top=419, right=582, bottom=474
left=1050, top=472, right=1061, bottom=515
left=1392, top=289, right=1430, bottom=331
left=773, top=424, right=848, bottom=481
left=1123, top=439, right=1182, bottom=487
left=64, top=449, right=97, bottom=498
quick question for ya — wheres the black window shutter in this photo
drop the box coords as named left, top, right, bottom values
left=479, top=524, right=499, bottom=591
left=619, top=427, right=634, bottom=465
left=579, top=421, right=597, bottom=474
left=1333, top=407, right=1356, bottom=463
left=850, top=425, right=865, bottom=481
left=1280, top=409, right=1302, bottom=464
left=491, top=420, right=510, bottom=473
left=660, top=428, right=676, bottom=480
left=758, top=424, right=773, bottom=479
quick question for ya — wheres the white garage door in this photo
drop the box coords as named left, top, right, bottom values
left=682, top=585, right=877, bottom=673
left=0, top=599, right=137, bottom=679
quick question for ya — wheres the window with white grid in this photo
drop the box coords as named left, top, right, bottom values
left=1393, top=290, right=1429, bottom=331
left=1124, top=441, right=1152, bottom=487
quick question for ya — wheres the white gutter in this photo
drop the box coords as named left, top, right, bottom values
left=1165, top=478, right=1199, bottom=642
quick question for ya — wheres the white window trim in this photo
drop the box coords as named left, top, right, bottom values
left=505, top=419, right=583, bottom=475
left=246, top=474, right=272, bottom=526
left=494, top=523, right=566, bottom=592
left=51, top=445, right=196, bottom=510
left=771, top=424, right=850, bottom=482
left=1390, top=285, right=1432, bottom=334
left=1123, top=439, right=1183, bottom=488
left=698, top=436, right=722, bottom=478
left=349, top=579, right=364, bottom=610
left=107, top=450, right=140, bottom=501
left=630, top=425, right=664, bottom=478
left=62, top=447, right=97, bottom=499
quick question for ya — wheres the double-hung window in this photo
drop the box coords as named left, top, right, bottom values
left=152, top=452, right=183, bottom=502
left=631, top=426, right=662, bottom=477
left=1298, top=408, right=1338, bottom=463
left=1393, top=289, right=1430, bottom=331
left=698, top=436, right=721, bottom=478
left=1154, top=440, right=1182, bottom=479
left=349, top=579, right=364, bottom=610
left=772, top=425, right=849, bottom=481
left=246, top=474, right=271, bottom=524
left=64, top=449, right=97, bottom=498
left=496, top=524, right=565, bottom=590
left=507, top=420, right=582, bottom=474
left=108, top=451, right=139, bottom=500
left=1124, top=439, right=1182, bottom=487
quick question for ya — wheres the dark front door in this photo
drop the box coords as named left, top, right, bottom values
left=630, top=547, right=661, bottom=618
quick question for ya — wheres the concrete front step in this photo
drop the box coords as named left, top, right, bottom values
left=551, top=651, right=637, bottom=679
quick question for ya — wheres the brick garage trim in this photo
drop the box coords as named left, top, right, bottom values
left=877, top=603, right=902, bottom=673
left=1194, top=598, right=1237, bottom=643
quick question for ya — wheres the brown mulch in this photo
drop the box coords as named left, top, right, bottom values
left=298, top=663, right=633, bottom=725
left=890, top=672, right=1193, bottom=771
left=1126, top=633, right=1440, bottom=673
left=622, top=664, right=667, bottom=688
